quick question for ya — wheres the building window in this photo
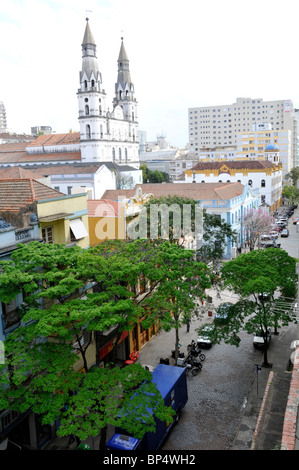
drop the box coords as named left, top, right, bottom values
left=42, top=226, right=53, bottom=244
left=86, top=124, right=91, bottom=139
left=261, top=179, right=266, bottom=187
left=85, top=105, right=89, bottom=115
left=1, top=299, right=20, bottom=329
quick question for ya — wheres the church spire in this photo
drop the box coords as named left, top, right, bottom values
left=79, top=17, right=101, bottom=87
left=114, top=38, right=135, bottom=101
left=113, top=38, right=137, bottom=123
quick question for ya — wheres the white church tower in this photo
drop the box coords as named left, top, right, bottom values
left=78, top=18, right=140, bottom=168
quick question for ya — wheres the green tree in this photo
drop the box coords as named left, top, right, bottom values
left=141, top=241, right=211, bottom=361
left=285, top=166, right=299, bottom=187
left=196, top=211, right=237, bottom=267
left=140, top=164, right=169, bottom=183
left=57, top=364, right=174, bottom=447
left=0, top=241, right=174, bottom=449
left=206, top=248, right=297, bottom=366
left=282, top=185, right=299, bottom=204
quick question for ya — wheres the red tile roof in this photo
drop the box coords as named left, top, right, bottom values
left=191, top=160, right=274, bottom=171
left=102, top=182, right=245, bottom=201
left=0, top=179, right=65, bottom=211
left=27, top=132, right=80, bottom=147
left=0, top=151, right=81, bottom=164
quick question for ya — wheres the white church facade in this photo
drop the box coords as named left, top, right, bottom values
left=0, top=19, right=141, bottom=197
left=78, top=19, right=140, bottom=166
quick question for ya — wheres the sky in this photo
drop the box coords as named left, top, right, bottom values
left=1, top=0, right=299, bottom=148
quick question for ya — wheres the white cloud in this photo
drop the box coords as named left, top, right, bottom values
left=1, top=0, right=299, bottom=147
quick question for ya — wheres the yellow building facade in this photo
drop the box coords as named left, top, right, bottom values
left=37, top=193, right=89, bottom=248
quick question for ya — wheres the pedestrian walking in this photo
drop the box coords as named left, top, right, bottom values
left=186, top=318, right=190, bottom=332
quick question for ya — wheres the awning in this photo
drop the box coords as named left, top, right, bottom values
left=69, top=218, right=88, bottom=240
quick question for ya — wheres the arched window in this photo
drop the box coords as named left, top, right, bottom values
left=248, top=180, right=252, bottom=186
left=119, top=148, right=122, bottom=161
left=86, top=125, right=91, bottom=139
left=100, top=125, right=103, bottom=139
left=125, top=148, right=128, bottom=163
left=91, top=79, right=95, bottom=87
left=85, top=105, right=89, bottom=115
left=84, top=80, right=87, bottom=89
left=112, top=148, right=115, bottom=161
left=261, top=179, right=266, bottom=187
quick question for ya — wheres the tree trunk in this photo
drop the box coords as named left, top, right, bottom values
left=174, top=327, right=180, bottom=364
left=99, top=425, right=107, bottom=450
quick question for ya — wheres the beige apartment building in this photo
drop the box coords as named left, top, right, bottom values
left=188, top=97, right=297, bottom=167
left=236, top=128, right=292, bottom=179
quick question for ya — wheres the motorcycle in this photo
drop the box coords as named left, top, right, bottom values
left=183, top=353, right=202, bottom=376
left=187, top=339, right=206, bottom=362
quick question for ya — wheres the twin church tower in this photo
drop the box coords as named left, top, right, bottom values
left=77, top=18, right=139, bottom=168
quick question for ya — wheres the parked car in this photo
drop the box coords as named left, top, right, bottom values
left=197, top=324, right=214, bottom=349
left=293, top=217, right=299, bottom=225
left=214, top=302, right=233, bottom=325
left=281, top=228, right=289, bottom=237
left=253, top=327, right=272, bottom=349
left=276, top=221, right=287, bottom=228
left=260, top=240, right=280, bottom=248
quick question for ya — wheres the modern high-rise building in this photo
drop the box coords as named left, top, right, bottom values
left=0, top=102, right=7, bottom=131
left=188, top=97, right=297, bottom=167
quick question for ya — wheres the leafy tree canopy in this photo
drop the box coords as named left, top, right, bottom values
left=202, top=248, right=298, bottom=365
